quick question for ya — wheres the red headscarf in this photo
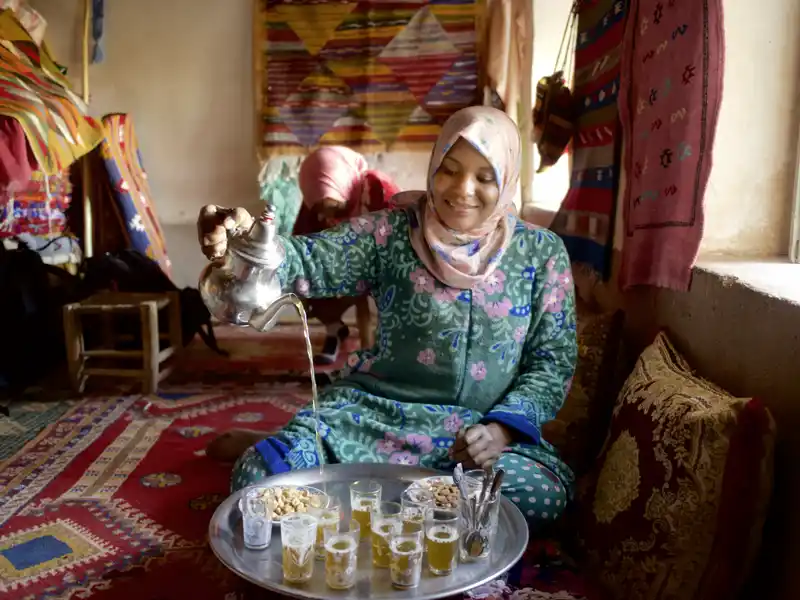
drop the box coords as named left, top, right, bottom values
left=297, top=147, right=399, bottom=230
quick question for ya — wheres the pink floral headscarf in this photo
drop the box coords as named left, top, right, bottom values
left=405, top=106, right=521, bottom=290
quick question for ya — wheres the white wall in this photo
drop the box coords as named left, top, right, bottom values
left=30, top=0, right=262, bottom=223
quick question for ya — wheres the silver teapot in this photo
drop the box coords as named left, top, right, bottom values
left=198, top=205, right=300, bottom=332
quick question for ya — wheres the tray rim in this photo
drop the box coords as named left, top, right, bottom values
left=208, top=464, right=529, bottom=600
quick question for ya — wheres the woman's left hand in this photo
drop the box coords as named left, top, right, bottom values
left=452, top=423, right=513, bottom=469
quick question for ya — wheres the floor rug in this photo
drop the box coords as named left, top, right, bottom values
left=0, top=323, right=595, bottom=599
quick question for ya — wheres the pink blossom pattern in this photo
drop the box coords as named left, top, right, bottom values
left=405, top=433, right=434, bottom=454
left=513, top=326, right=527, bottom=343
left=481, top=269, right=506, bottom=295
left=417, top=348, right=436, bottom=365
left=350, top=215, right=374, bottom=234
left=542, top=286, right=566, bottom=313
left=347, top=353, right=360, bottom=367
left=470, top=361, right=487, bottom=381
left=355, top=279, right=368, bottom=293
left=377, top=432, right=404, bottom=455
left=433, top=286, right=460, bottom=303
left=557, top=271, right=573, bottom=291
left=472, top=287, right=486, bottom=306
left=373, top=216, right=393, bottom=246
left=482, top=297, right=513, bottom=318
left=410, top=267, right=436, bottom=294
left=389, top=451, right=419, bottom=466
left=294, top=278, right=310, bottom=297
left=443, top=413, right=464, bottom=433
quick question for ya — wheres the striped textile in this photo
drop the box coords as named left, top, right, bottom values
left=257, top=0, right=481, bottom=157
left=0, top=11, right=103, bottom=175
left=551, top=0, right=627, bottom=278
left=98, top=114, right=171, bottom=276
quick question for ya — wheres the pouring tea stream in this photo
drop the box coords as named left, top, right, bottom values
left=198, top=205, right=326, bottom=484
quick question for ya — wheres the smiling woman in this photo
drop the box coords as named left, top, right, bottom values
left=197, top=107, right=578, bottom=531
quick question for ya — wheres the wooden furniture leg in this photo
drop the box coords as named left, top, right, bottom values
left=140, top=300, right=159, bottom=394
left=62, top=303, right=86, bottom=393
left=167, top=291, right=182, bottom=355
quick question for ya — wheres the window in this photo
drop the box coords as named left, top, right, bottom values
left=792, top=141, right=800, bottom=263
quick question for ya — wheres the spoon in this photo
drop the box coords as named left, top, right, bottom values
left=466, top=468, right=505, bottom=558
left=452, top=463, right=472, bottom=523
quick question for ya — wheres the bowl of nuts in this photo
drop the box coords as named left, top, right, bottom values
left=406, top=476, right=463, bottom=509
left=258, top=485, right=328, bottom=523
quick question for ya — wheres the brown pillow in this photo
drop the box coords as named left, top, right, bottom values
left=577, top=332, right=775, bottom=600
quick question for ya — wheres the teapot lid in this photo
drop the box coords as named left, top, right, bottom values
left=229, top=205, right=284, bottom=267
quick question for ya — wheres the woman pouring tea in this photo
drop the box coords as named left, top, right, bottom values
left=197, top=107, right=577, bottom=527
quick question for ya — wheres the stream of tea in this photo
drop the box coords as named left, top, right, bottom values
left=286, top=295, right=326, bottom=488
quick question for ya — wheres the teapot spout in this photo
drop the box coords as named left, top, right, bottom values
left=248, top=293, right=302, bottom=332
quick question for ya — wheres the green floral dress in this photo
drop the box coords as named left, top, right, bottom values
left=232, top=208, right=578, bottom=526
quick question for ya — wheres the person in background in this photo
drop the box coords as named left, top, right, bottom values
left=197, top=107, right=577, bottom=529
left=293, top=146, right=399, bottom=364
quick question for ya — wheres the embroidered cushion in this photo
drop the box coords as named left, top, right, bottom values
left=577, top=331, right=775, bottom=600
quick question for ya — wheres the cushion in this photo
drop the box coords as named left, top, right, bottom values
left=577, top=332, right=775, bottom=600
left=542, top=300, right=624, bottom=475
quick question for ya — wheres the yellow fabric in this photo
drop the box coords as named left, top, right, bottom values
left=0, top=11, right=103, bottom=175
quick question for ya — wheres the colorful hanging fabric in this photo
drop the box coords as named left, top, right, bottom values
left=256, top=0, right=482, bottom=158
left=0, top=11, right=104, bottom=175
left=550, top=0, right=627, bottom=279
left=0, top=168, right=72, bottom=238
left=97, top=114, right=172, bottom=275
left=617, top=0, right=724, bottom=290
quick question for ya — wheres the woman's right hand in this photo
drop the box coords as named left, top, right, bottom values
left=197, top=205, right=254, bottom=260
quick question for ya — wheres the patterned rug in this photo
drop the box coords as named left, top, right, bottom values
left=256, top=0, right=481, bottom=156
left=0, top=324, right=595, bottom=599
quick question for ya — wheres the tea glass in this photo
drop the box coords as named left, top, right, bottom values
left=371, top=500, right=402, bottom=568
left=464, top=469, right=486, bottom=497
left=349, top=480, right=382, bottom=541
left=400, top=487, right=434, bottom=533
left=310, top=497, right=342, bottom=560
left=323, top=519, right=361, bottom=590
left=239, top=488, right=273, bottom=550
left=458, top=493, right=500, bottom=562
left=425, top=507, right=460, bottom=575
left=389, top=527, right=424, bottom=589
left=281, top=513, right=318, bottom=584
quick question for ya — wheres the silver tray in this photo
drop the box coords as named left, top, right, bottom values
left=208, top=463, right=528, bottom=600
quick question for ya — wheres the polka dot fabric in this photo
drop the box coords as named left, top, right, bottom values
left=231, top=446, right=268, bottom=493
left=495, top=453, right=567, bottom=527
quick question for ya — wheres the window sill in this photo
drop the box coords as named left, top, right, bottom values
left=695, top=256, right=800, bottom=306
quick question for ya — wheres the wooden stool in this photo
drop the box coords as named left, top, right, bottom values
left=62, top=292, right=182, bottom=394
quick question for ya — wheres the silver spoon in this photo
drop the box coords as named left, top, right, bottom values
left=452, top=463, right=472, bottom=525
left=466, top=468, right=505, bottom=557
